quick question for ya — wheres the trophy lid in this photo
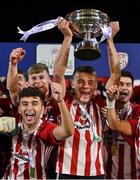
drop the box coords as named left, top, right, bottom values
left=65, top=9, right=110, bottom=40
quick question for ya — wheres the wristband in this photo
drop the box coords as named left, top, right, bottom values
left=106, top=98, right=116, bottom=109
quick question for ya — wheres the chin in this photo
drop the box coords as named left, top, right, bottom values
left=79, top=98, right=90, bottom=104
left=25, top=120, right=34, bottom=124
left=118, top=99, right=128, bottom=105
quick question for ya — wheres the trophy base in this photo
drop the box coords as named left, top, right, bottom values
left=74, top=41, right=101, bottom=61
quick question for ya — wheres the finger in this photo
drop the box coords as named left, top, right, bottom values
left=8, top=117, right=15, bottom=132
left=20, top=49, right=26, bottom=56
left=7, top=119, right=12, bottom=132
left=0, top=120, right=3, bottom=131
left=2, top=119, right=8, bottom=132
left=52, top=86, right=58, bottom=94
left=69, top=22, right=79, bottom=33
left=11, top=118, right=16, bottom=131
left=48, top=80, right=52, bottom=86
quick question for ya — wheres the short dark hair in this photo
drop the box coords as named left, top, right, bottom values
left=18, top=68, right=28, bottom=81
left=73, top=66, right=96, bottom=77
left=28, top=63, right=49, bottom=75
left=18, top=87, right=45, bottom=103
left=121, top=71, right=134, bottom=85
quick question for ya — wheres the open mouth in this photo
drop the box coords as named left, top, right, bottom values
left=26, top=112, right=35, bottom=121
left=80, top=91, right=91, bottom=95
left=36, top=85, right=43, bottom=89
left=119, top=91, right=128, bottom=98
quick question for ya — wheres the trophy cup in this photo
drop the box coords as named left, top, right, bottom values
left=65, top=9, right=110, bottom=60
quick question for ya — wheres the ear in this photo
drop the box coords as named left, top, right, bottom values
left=18, top=106, right=21, bottom=114
left=131, top=86, right=134, bottom=97
left=41, top=105, right=45, bottom=114
left=71, top=80, right=75, bottom=89
left=95, top=81, right=97, bottom=90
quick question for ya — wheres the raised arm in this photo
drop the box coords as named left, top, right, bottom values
left=106, top=84, right=132, bottom=135
left=53, top=19, right=73, bottom=97
left=105, top=21, right=121, bottom=89
left=7, top=48, right=26, bottom=106
left=49, top=81, right=74, bottom=140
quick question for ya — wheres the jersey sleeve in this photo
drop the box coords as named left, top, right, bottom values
left=36, top=121, right=61, bottom=146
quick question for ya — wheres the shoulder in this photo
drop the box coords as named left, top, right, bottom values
left=36, top=120, right=60, bottom=145
left=131, top=103, right=140, bottom=113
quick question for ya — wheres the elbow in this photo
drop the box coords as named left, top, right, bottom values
left=109, top=123, right=116, bottom=130
left=61, top=129, right=74, bottom=141
left=70, top=127, right=74, bottom=135
left=66, top=127, right=74, bottom=137
left=64, top=125, right=74, bottom=139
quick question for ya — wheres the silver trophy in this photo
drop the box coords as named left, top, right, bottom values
left=65, top=9, right=110, bottom=60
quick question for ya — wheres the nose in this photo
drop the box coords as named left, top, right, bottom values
left=83, top=81, right=90, bottom=88
left=35, top=78, right=41, bottom=84
left=34, top=79, right=43, bottom=88
left=26, top=103, right=33, bottom=110
left=121, top=84, right=128, bottom=90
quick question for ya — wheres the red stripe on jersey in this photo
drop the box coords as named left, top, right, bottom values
left=93, top=103, right=100, bottom=136
left=24, top=163, right=30, bottom=179
left=95, top=142, right=101, bottom=175
left=84, top=130, right=91, bottom=176
left=130, top=147, right=137, bottom=179
left=118, top=144, right=124, bottom=178
left=65, top=94, right=73, bottom=110
left=106, top=142, right=113, bottom=179
left=23, top=134, right=33, bottom=179
left=74, top=105, right=81, bottom=122
left=70, top=129, right=80, bottom=175
left=5, top=165, right=11, bottom=178
left=57, top=141, right=65, bottom=174
left=35, top=138, right=42, bottom=179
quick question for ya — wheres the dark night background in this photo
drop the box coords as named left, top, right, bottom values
left=0, top=0, right=140, bottom=43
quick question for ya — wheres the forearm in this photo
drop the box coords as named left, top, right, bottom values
left=53, top=36, right=72, bottom=97
left=107, top=106, right=119, bottom=130
left=7, top=62, right=18, bottom=88
left=58, top=99, right=74, bottom=137
left=106, top=39, right=120, bottom=88
left=7, top=62, right=19, bottom=105
left=107, top=99, right=132, bottom=135
left=53, top=36, right=72, bottom=82
left=53, top=99, right=74, bottom=141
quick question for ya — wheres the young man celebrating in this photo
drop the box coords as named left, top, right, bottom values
left=54, top=21, right=120, bottom=179
left=106, top=71, right=140, bottom=179
left=0, top=84, right=74, bottom=179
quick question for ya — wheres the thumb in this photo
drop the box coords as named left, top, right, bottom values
left=48, top=80, right=52, bottom=86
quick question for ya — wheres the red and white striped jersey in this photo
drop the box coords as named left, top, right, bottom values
left=56, top=95, right=104, bottom=176
left=3, top=119, right=58, bottom=179
left=104, top=102, right=140, bottom=179
left=130, top=117, right=140, bottom=179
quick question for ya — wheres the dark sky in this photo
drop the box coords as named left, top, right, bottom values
left=0, top=0, right=140, bottom=43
